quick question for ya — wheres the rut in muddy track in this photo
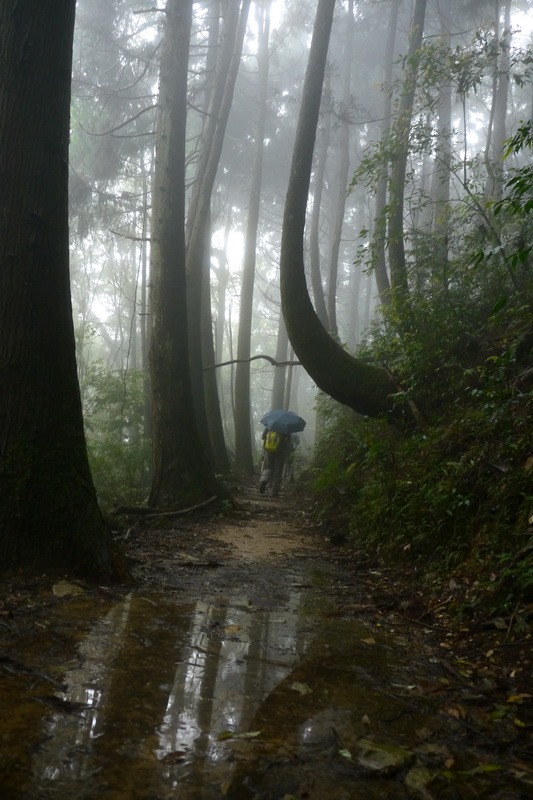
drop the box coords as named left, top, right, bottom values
left=0, top=486, right=531, bottom=799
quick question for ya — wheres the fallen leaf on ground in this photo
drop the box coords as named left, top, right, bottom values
left=224, top=624, right=241, bottom=635
left=160, top=750, right=187, bottom=763
left=507, top=693, right=531, bottom=704
left=290, top=681, right=312, bottom=695
left=339, top=748, right=353, bottom=760
left=52, top=581, right=85, bottom=597
left=216, top=730, right=262, bottom=741
left=445, top=706, right=467, bottom=720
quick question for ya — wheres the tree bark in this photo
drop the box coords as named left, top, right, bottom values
left=234, top=1, right=271, bottom=475
left=201, top=207, right=231, bottom=474
left=149, top=0, right=218, bottom=507
left=348, top=263, right=362, bottom=350
left=308, top=89, right=331, bottom=329
left=0, top=0, right=115, bottom=578
left=371, top=0, right=400, bottom=305
left=485, top=0, right=512, bottom=201
left=186, top=0, right=251, bottom=459
left=271, top=315, right=290, bottom=411
left=432, top=0, right=453, bottom=284
left=388, top=0, right=427, bottom=296
left=140, top=168, right=152, bottom=442
left=280, top=0, right=400, bottom=418
left=325, top=0, right=354, bottom=338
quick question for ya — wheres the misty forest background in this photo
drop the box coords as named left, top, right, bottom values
left=67, top=0, right=531, bottom=606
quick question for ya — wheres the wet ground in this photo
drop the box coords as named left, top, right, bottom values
left=0, top=488, right=531, bottom=799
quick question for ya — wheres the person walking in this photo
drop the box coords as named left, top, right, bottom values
left=259, top=427, right=291, bottom=497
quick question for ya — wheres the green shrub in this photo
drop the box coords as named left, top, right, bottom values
left=81, top=363, right=151, bottom=508
left=311, top=264, right=532, bottom=609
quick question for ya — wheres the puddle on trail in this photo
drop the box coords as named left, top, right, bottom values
left=0, top=578, right=528, bottom=799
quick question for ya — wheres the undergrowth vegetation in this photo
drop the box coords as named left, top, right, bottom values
left=312, top=129, right=533, bottom=615
left=312, top=304, right=532, bottom=613
left=81, top=364, right=151, bottom=507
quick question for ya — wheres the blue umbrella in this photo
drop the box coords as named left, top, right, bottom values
left=260, top=409, right=306, bottom=434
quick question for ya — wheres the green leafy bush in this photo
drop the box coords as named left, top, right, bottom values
left=81, top=363, right=151, bottom=508
left=312, top=125, right=533, bottom=609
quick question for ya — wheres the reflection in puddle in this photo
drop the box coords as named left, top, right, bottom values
left=32, top=593, right=135, bottom=785
left=3, top=583, right=519, bottom=799
left=156, top=593, right=313, bottom=794
left=26, top=588, right=317, bottom=798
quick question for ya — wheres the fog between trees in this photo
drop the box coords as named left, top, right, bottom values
left=67, top=0, right=531, bottom=508
left=2, top=0, right=530, bottom=578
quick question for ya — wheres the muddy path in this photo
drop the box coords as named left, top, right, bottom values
left=0, top=486, right=531, bottom=799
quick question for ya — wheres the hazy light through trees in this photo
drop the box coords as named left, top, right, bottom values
left=65, top=0, right=532, bottom=500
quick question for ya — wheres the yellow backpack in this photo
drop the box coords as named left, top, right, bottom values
left=264, top=431, right=281, bottom=453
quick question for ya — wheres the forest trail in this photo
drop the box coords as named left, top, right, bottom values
left=0, top=485, right=531, bottom=799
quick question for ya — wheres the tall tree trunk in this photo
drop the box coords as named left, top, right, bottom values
left=433, top=0, right=453, bottom=286
left=284, top=346, right=295, bottom=411
left=186, top=0, right=251, bottom=462
left=362, top=269, right=374, bottom=335
left=308, top=81, right=331, bottom=329
left=0, top=0, right=115, bottom=579
left=326, top=0, right=354, bottom=338
left=149, top=0, right=218, bottom=507
left=388, top=0, right=427, bottom=296
left=371, top=0, right=400, bottom=306
left=485, top=0, right=512, bottom=201
left=213, top=256, right=230, bottom=371
left=307, top=86, right=332, bottom=440
left=413, top=135, right=433, bottom=235
left=280, top=0, right=399, bottom=418
left=348, top=264, right=362, bottom=350
left=140, top=166, right=152, bottom=442
left=234, top=1, right=271, bottom=475
left=271, top=315, right=289, bottom=411
left=212, top=243, right=231, bottom=445
left=201, top=0, right=221, bottom=121
left=201, top=208, right=230, bottom=474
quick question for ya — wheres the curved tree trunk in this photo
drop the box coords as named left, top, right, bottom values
left=308, top=91, right=331, bottom=329
left=0, top=0, right=115, bottom=579
left=280, top=0, right=399, bottom=418
left=308, top=86, right=332, bottom=439
left=149, top=0, right=219, bottom=507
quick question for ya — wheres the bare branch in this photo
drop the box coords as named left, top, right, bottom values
left=203, top=354, right=302, bottom=370
left=78, top=104, right=158, bottom=137
left=111, top=495, right=218, bottom=518
left=108, top=229, right=150, bottom=242
left=132, top=7, right=167, bottom=14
